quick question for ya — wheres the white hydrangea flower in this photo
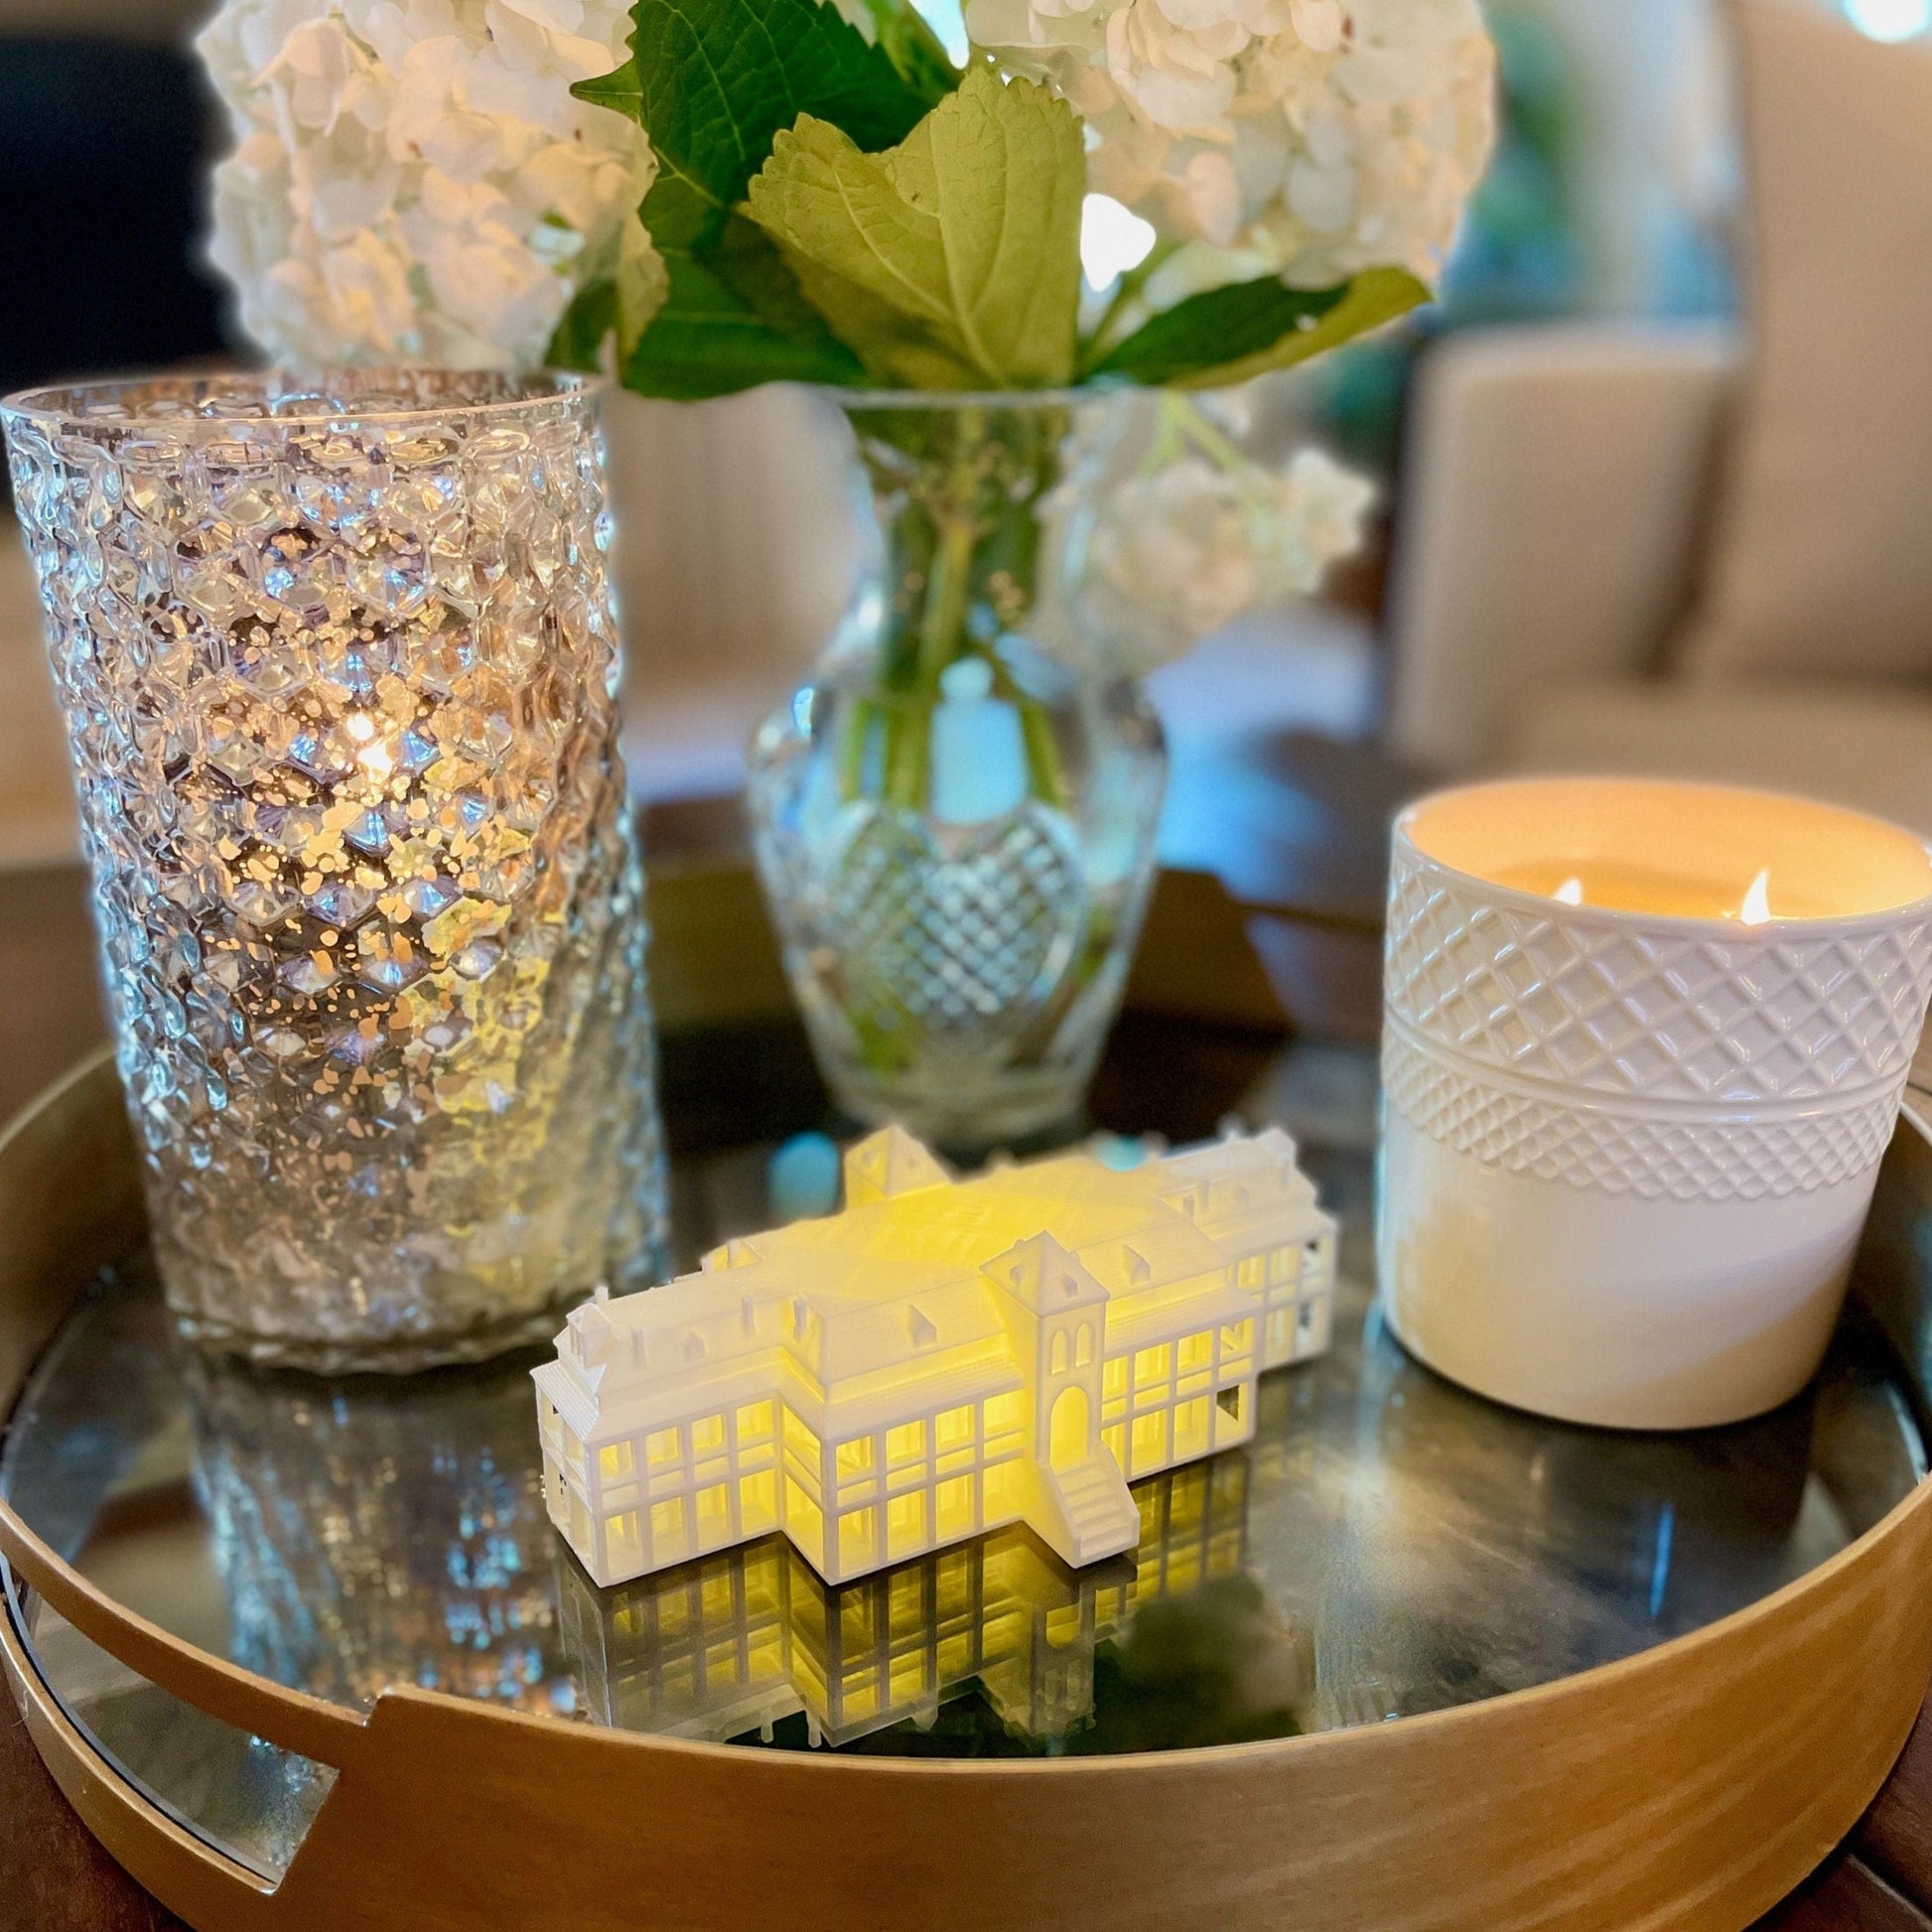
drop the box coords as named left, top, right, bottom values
left=198, top=0, right=659, bottom=367
left=966, top=0, right=1495, bottom=288
left=1058, top=426, right=1374, bottom=675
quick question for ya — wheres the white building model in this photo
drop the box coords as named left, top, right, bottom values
left=534, top=1126, right=1336, bottom=1590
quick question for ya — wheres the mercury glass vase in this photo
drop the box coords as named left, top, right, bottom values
left=746, top=391, right=1168, bottom=1149
left=1, top=370, right=667, bottom=1371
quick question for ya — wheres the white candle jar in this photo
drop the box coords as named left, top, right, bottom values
left=1379, top=778, right=1932, bottom=1429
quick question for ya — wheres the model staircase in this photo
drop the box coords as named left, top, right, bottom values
left=1036, top=1450, right=1140, bottom=1568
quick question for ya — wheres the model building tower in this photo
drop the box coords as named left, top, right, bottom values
left=534, top=1127, right=1335, bottom=1590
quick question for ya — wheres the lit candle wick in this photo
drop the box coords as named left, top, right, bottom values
left=1738, top=868, right=1771, bottom=926
left=1554, top=877, right=1585, bottom=906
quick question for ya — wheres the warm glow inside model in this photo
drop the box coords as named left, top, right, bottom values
left=534, top=1126, right=1336, bottom=1588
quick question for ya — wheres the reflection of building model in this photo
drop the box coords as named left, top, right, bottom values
left=535, top=1126, right=1335, bottom=1588
left=559, top=1455, right=1254, bottom=1750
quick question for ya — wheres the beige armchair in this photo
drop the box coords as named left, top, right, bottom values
left=1386, top=319, right=1932, bottom=838
left=1387, top=3, right=1932, bottom=838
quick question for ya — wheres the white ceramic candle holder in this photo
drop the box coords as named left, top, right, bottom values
left=1378, top=777, right=1932, bottom=1430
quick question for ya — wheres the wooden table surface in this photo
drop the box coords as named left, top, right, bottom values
left=3, top=813, right=1932, bottom=1929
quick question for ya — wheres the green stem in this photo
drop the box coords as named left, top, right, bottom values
left=1077, top=240, right=1179, bottom=376
left=839, top=694, right=878, bottom=801
left=918, top=514, right=979, bottom=691
left=852, top=399, right=1082, bottom=816
left=884, top=694, right=931, bottom=811
left=985, top=656, right=1068, bottom=808
left=1170, top=394, right=1246, bottom=471
left=1019, top=695, right=1067, bottom=808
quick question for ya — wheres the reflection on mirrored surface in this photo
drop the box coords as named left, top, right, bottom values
left=184, top=1332, right=567, bottom=1717
left=559, top=1453, right=1281, bottom=1752
left=1, top=1134, right=1925, bottom=1874
left=11, top=1591, right=336, bottom=1884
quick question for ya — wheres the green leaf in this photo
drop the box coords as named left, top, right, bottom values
left=620, top=213, right=866, bottom=399
left=746, top=69, right=1084, bottom=388
left=546, top=280, right=617, bottom=373
left=564, top=0, right=940, bottom=390
left=848, top=0, right=959, bottom=107
left=778, top=241, right=980, bottom=389
left=542, top=213, right=666, bottom=370
left=615, top=213, right=669, bottom=358
left=1090, top=266, right=1432, bottom=388
left=573, top=57, right=644, bottom=123
left=575, top=0, right=933, bottom=255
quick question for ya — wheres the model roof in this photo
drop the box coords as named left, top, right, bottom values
left=545, top=1130, right=1326, bottom=1413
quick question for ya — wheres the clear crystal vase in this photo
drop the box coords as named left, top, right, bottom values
left=747, top=392, right=1168, bottom=1148
left=2, top=370, right=668, bottom=1370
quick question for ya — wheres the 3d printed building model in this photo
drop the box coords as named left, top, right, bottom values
left=534, top=1126, right=1336, bottom=1589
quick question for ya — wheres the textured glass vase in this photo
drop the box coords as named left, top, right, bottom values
left=2, top=370, right=667, bottom=1370
left=747, top=392, right=1168, bottom=1148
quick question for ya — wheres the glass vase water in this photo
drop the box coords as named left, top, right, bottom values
left=746, top=391, right=1168, bottom=1148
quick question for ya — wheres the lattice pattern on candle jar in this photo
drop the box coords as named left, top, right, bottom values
left=1384, top=840, right=1932, bottom=1105
left=1381, top=1034, right=1901, bottom=1201
left=2, top=371, right=667, bottom=1369
left=1381, top=831, right=1932, bottom=1204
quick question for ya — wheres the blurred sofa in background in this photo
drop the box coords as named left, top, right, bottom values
left=1390, top=1, right=1932, bottom=837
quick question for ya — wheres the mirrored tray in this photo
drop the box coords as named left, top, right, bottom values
left=6, top=1050, right=1932, bottom=1932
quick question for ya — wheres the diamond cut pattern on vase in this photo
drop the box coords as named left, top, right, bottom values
left=1385, top=843, right=1932, bottom=1106
left=1383, top=1035, right=1899, bottom=1201
left=830, top=803, right=1086, bottom=1035
left=3, top=372, right=667, bottom=1364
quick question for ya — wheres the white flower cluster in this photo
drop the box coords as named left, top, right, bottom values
left=967, top=0, right=1495, bottom=288
left=198, top=0, right=658, bottom=368
left=1060, top=433, right=1374, bottom=674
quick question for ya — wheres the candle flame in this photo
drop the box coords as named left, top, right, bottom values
left=1738, top=869, right=1771, bottom=926
left=1553, top=877, right=1585, bottom=906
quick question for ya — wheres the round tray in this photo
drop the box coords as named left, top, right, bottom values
left=5, top=1054, right=1932, bottom=1931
